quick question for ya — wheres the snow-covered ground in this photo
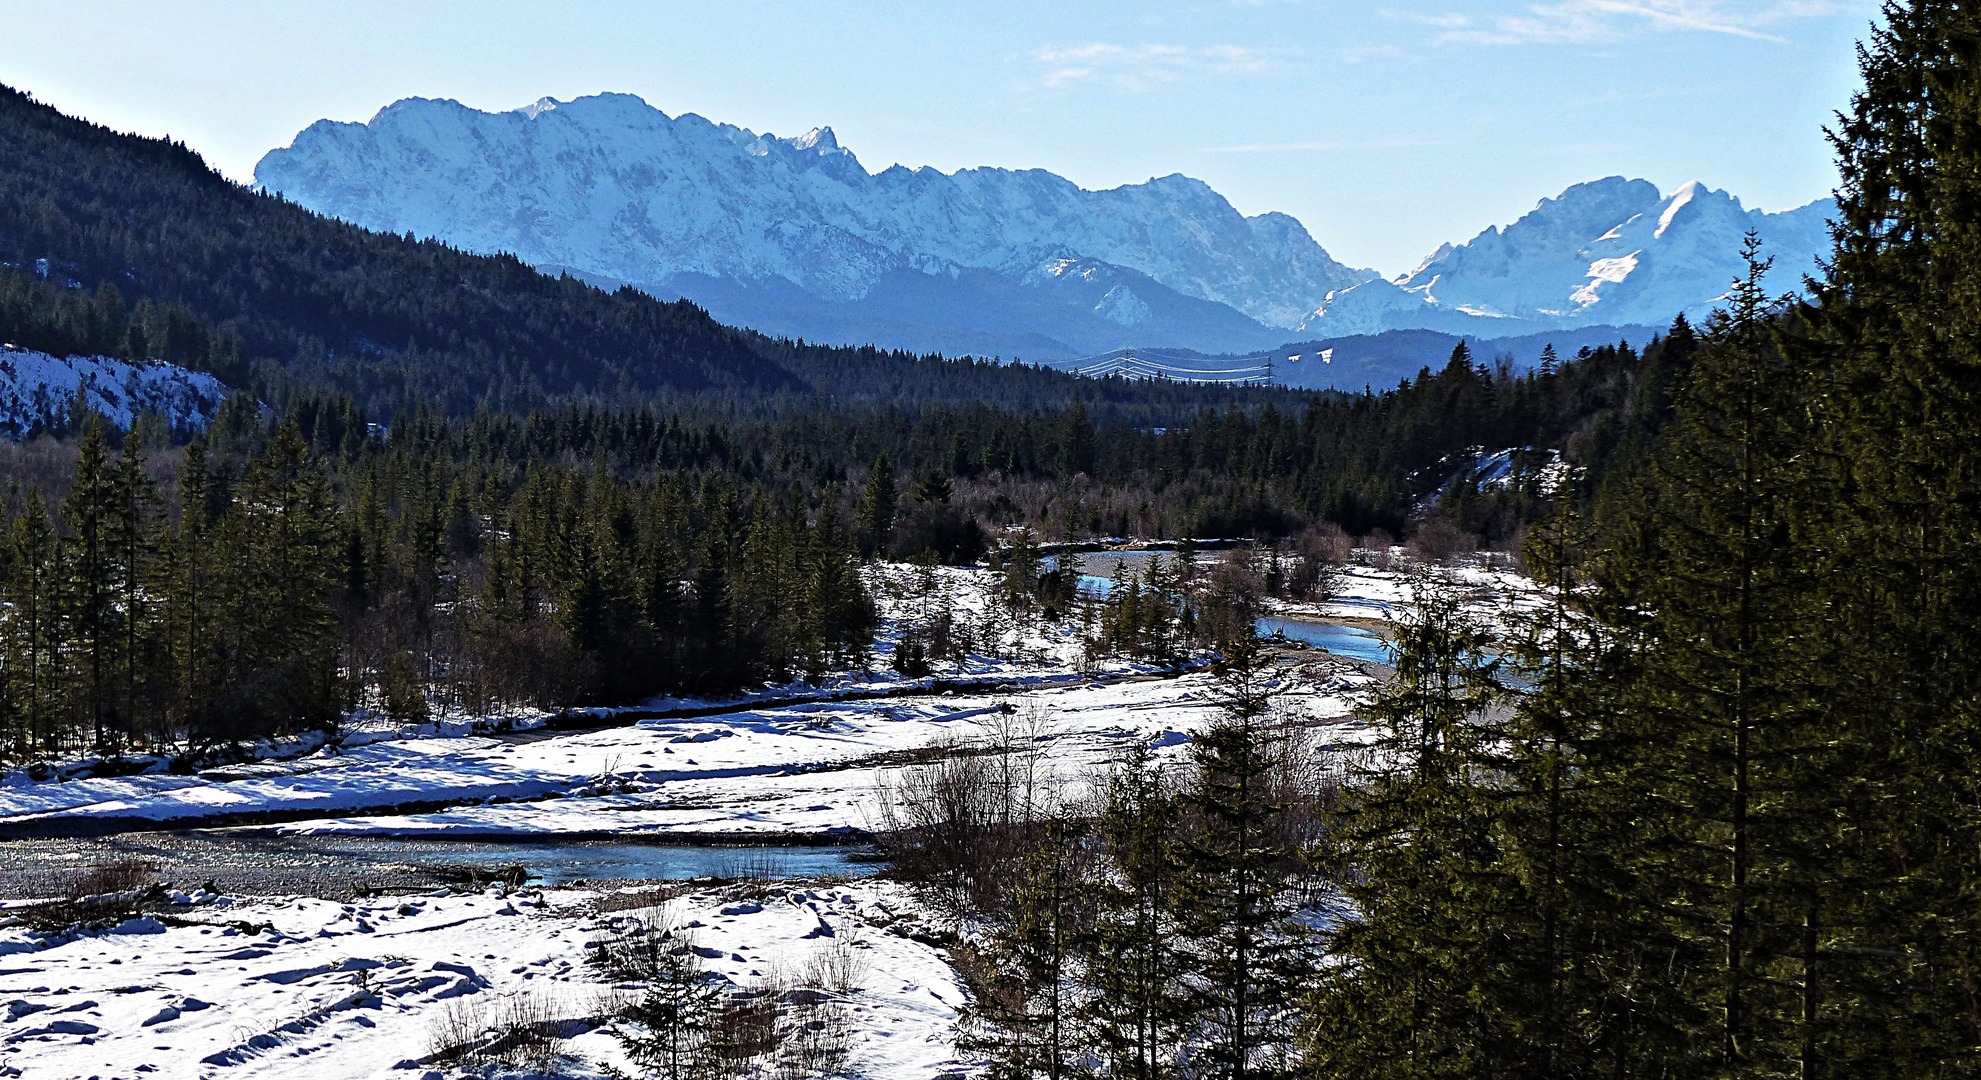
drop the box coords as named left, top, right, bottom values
left=1266, top=558, right=1544, bottom=628
left=0, top=879, right=962, bottom=1080
left=0, top=663, right=1373, bottom=839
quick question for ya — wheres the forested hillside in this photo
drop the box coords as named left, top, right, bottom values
left=0, top=76, right=1696, bottom=544
left=0, top=82, right=1290, bottom=420
left=0, top=315, right=1672, bottom=764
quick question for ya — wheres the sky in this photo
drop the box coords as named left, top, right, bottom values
left=0, top=0, right=1880, bottom=277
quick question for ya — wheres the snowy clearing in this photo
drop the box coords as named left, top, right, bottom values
left=0, top=879, right=961, bottom=1080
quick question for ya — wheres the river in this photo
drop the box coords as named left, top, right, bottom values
left=0, top=833, right=879, bottom=899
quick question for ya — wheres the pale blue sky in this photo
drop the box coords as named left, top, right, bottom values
left=0, top=0, right=1878, bottom=275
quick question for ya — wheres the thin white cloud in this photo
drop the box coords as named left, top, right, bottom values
left=1385, top=1, right=1850, bottom=46
left=1025, top=43, right=1281, bottom=91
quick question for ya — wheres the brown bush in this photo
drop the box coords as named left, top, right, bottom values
left=1405, top=519, right=1476, bottom=566
left=65, top=857, right=156, bottom=899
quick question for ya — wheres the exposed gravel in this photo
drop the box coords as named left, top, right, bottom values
left=0, top=833, right=510, bottom=900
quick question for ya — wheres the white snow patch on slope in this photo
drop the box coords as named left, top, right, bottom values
left=0, top=345, right=227, bottom=435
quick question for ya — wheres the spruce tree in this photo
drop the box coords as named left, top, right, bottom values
left=1081, top=741, right=1187, bottom=1080
left=1807, top=2, right=1981, bottom=1068
left=62, top=419, right=116, bottom=751
left=973, top=817, right=1089, bottom=1080
left=614, top=926, right=724, bottom=1080
left=236, top=422, right=341, bottom=735
left=856, top=454, right=897, bottom=560
left=1600, top=239, right=1832, bottom=1073
left=1173, top=634, right=1307, bottom=1080
left=1304, top=578, right=1505, bottom=1080
left=109, top=432, right=163, bottom=747
left=7, top=493, right=58, bottom=757
left=643, top=475, right=690, bottom=677
left=171, top=443, right=221, bottom=749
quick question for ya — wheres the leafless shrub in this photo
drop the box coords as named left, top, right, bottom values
left=590, top=903, right=681, bottom=983
left=776, top=948, right=864, bottom=1080
left=426, top=986, right=567, bottom=1071
left=1405, top=519, right=1476, bottom=567
left=65, top=857, right=156, bottom=899
left=874, top=727, right=1062, bottom=918
left=802, top=937, right=869, bottom=998
left=1270, top=716, right=1347, bottom=908
left=1287, top=524, right=1351, bottom=600
left=1359, top=529, right=1397, bottom=570
left=426, top=994, right=492, bottom=1065
left=712, top=969, right=785, bottom=1066
left=715, top=850, right=784, bottom=884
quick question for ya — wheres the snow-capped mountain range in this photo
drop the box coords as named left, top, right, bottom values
left=255, top=93, right=1834, bottom=361
left=1302, top=177, right=1832, bottom=338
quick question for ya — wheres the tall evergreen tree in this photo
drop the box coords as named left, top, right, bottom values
left=856, top=454, right=897, bottom=560
left=1173, top=634, right=1307, bottom=1080
left=235, top=421, right=341, bottom=734
left=1081, top=741, right=1188, bottom=1080
left=1590, top=240, right=1833, bottom=1074
left=1807, top=2, right=1981, bottom=1069
left=974, top=817, right=1089, bottom=1080
left=6, top=493, right=58, bottom=757
left=1304, top=579, right=1506, bottom=1080
left=109, top=431, right=164, bottom=746
left=62, top=419, right=116, bottom=751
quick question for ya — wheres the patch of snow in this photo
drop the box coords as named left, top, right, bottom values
left=0, top=346, right=228, bottom=435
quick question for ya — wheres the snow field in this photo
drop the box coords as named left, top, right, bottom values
left=0, top=879, right=962, bottom=1080
left=272, top=663, right=1369, bottom=840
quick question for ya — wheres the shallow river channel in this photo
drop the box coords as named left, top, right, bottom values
left=0, top=833, right=879, bottom=899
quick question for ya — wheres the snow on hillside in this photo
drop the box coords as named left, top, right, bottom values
left=0, top=345, right=227, bottom=435
left=1301, top=178, right=1833, bottom=336
left=254, top=94, right=1375, bottom=357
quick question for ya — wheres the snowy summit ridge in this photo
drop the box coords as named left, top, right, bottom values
left=256, top=94, right=1837, bottom=360
left=1299, top=177, right=1834, bottom=337
left=254, top=94, right=1376, bottom=359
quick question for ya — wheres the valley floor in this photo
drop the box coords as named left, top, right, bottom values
left=0, top=558, right=1530, bottom=1080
